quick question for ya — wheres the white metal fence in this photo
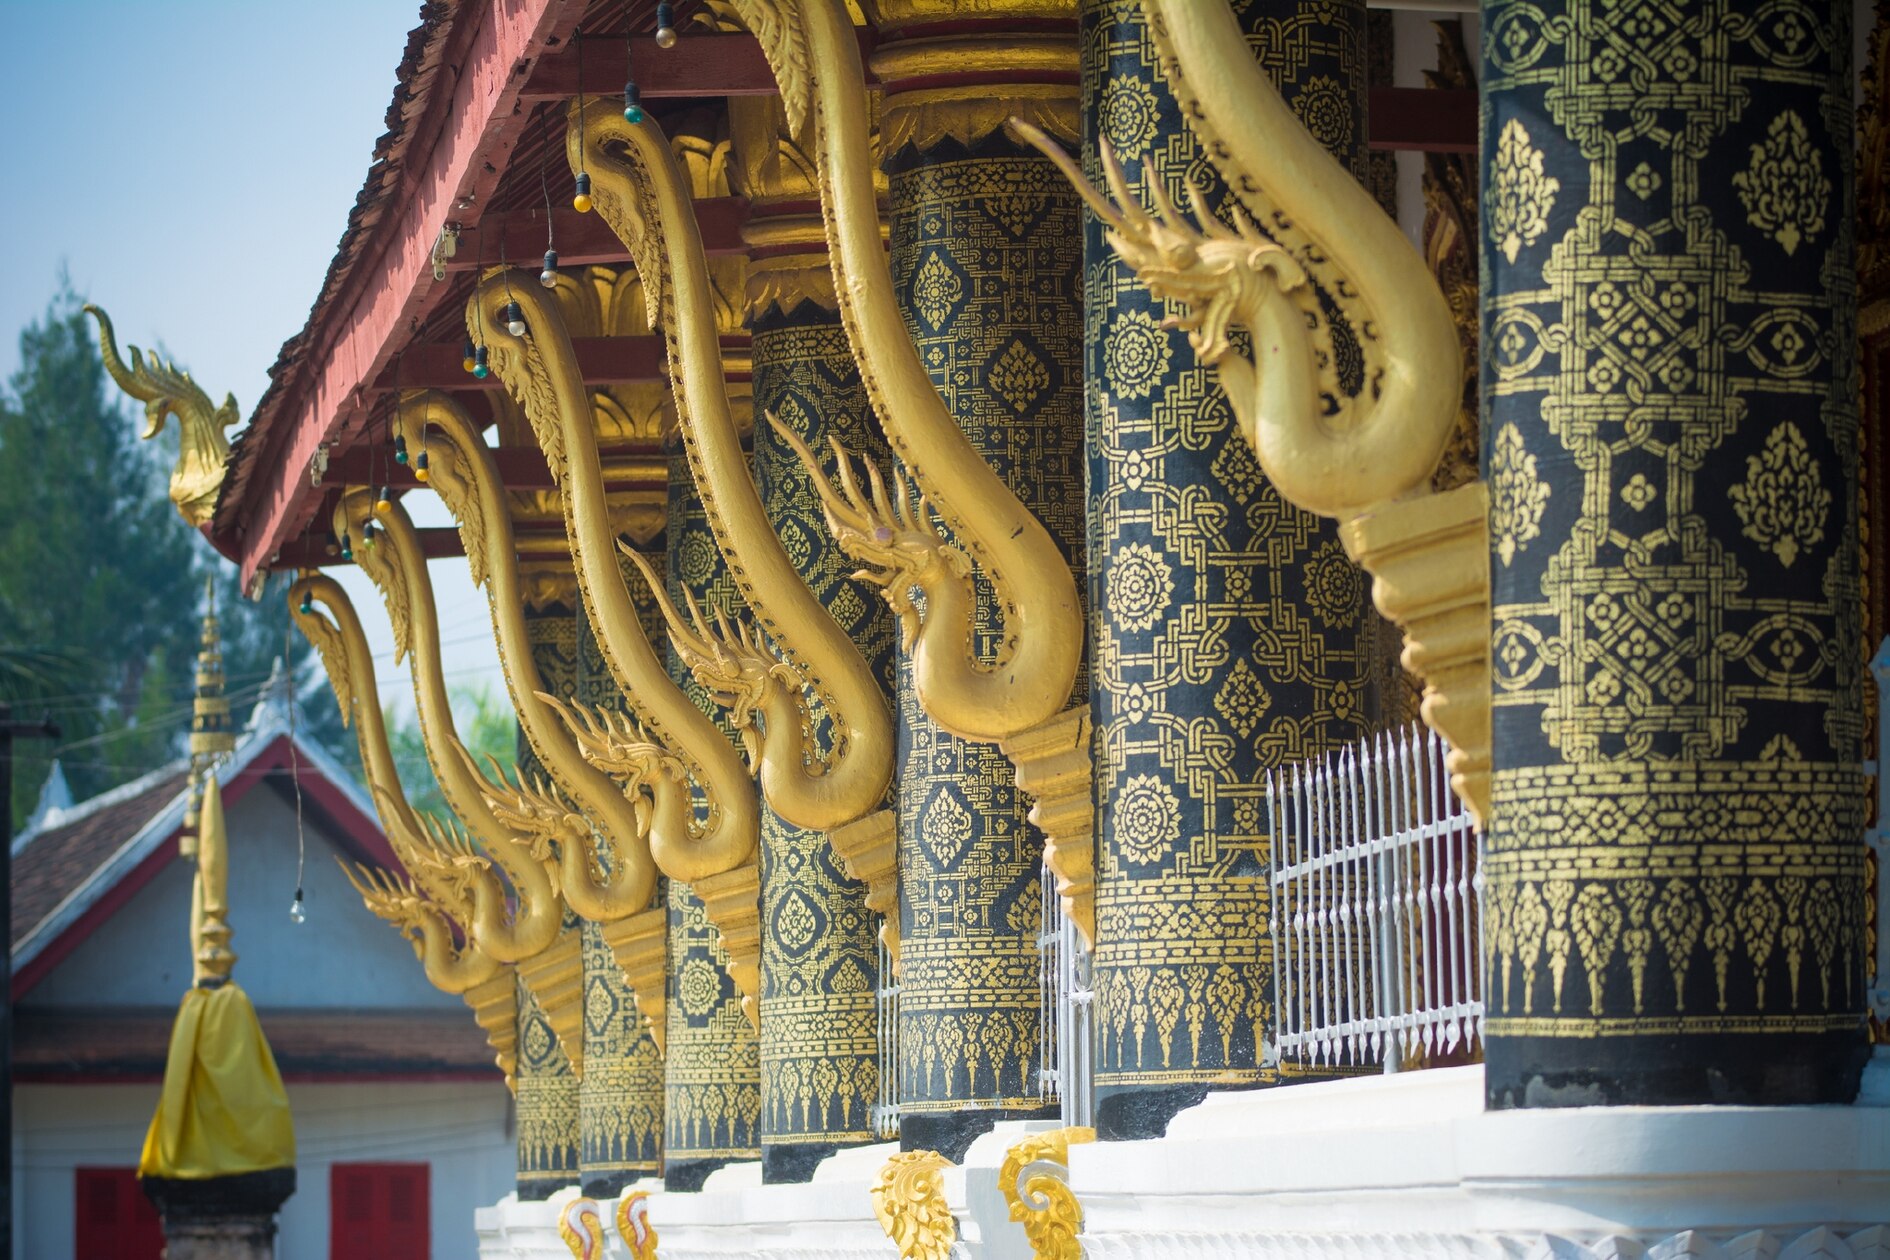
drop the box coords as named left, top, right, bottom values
left=1266, top=722, right=1482, bottom=1072
left=1038, top=861, right=1092, bottom=1126
left=871, top=933, right=901, bottom=1140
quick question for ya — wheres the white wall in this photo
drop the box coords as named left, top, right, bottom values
left=13, top=1080, right=516, bottom=1260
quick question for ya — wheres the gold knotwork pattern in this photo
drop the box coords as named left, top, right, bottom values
left=1481, top=0, right=1868, bottom=1072
left=662, top=438, right=761, bottom=1169
left=1000, top=1126, right=1093, bottom=1260
left=870, top=1150, right=957, bottom=1260
left=752, top=311, right=890, bottom=1155
left=572, top=572, right=667, bottom=1185
left=887, top=133, right=1086, bottom=1117
left=1081, top=0, right=1374, bottom=1094
left=517, top=603, right=583, bottom=1198
left=516, top=964, right=581, bottom=1197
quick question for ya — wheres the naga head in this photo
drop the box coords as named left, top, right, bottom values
left=539, top=692, right=689, bottom=795
left=465, top=744, right=591, bottom=864
left=1011, top=123, right=1308, bottom=372
left=83, top=304, right=240, bottom=528
left=620, top=545, right=801, bottom=763
left=404, top=809, right=491, bottom=904
left=340, top=860, right=431, bottom=956
left=770, top=413, right=970, bottom=652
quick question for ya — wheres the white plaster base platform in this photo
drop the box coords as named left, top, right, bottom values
left=476, top=1064, right=1889, bottom=1259
left=1071, top=1066, right=1890, bottom=1259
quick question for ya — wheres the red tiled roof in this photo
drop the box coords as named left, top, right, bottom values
left=11, top=770, right=189, bottom=954
left=14, top=1007, right=501, bottom=1080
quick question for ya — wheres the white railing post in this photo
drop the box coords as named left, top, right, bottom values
left=873, top=933, right=901, bottom=1140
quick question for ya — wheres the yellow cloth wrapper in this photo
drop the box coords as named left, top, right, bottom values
left=138, top=982, right=295, bottom=1179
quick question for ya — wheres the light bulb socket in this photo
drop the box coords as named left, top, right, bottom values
left=473, top=344, right=490, bottom=379
left=655, top=2, right=677, bottom=47
left=502, top=299, right=526, bottom=337
left=298, top=592, right=314, bottom=615
left=462, top=337, right=478, bottom=373
left=541, top=249, right=559, bottom=287
left=623, top=81, right=643, bottom=123
left=574, top=171, right=593, bottom=213
left=393, top=433, right=409, bottom=464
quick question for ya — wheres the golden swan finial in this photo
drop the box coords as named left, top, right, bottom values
left=1020, top=0, right=1490, bottom=821
left=572, top=99, right=897, bottom=839
left=84, top=304, right=239, bottom=528
left=389, top=392, right=658, bottom=924
left=472, top=271, right=764, bottom=1018
left=729, top=0, right=1097, bottom=942
left=330, top=490, right=568, bottom=961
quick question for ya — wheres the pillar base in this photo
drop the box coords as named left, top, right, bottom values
left=900, top=1103, right=1057, bottom=1164
left=142, top=1167, right=296, bottom=1260
left=1094, top=1080, right=1213, bottom=1141
left=1485, top=1028, right=1872, bottom=1109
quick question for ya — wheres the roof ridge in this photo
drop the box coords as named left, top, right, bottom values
left=12, top=757, right=188, bottom=852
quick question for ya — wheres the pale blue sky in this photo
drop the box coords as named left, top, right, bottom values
left=1, top=0, right=506, bottom=713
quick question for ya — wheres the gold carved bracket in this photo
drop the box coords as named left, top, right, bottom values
left=1000, top=1126, right=1093, bottom=1260
left=871, top=1149, right=957, bottom=1260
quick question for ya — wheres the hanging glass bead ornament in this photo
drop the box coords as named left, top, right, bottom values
left=289, top=888, right=307, bottom=925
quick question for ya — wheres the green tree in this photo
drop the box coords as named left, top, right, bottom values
left=0, top=282, right=349, bottom=828
left=383, top=685, right=518, bottom=820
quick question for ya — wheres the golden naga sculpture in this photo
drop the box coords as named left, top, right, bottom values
left=330, top=488, right=567, bottom=961
left=870, top=1149, right=957, bottom=1260
left=84, top=304, right=239, bottom=528
left=558, top=1197, right=606, bottom=1260
left=573, top=98, right=895, bottom=838
left=472, top=272, right=764, bottom=1016
left=1000, top=1126, right=1094, bottom=1260
left=1020, top=0, right=1490, bottom=822
left=732, top=0, right=1096, bottom=942
left=615, top=1190, right=658, bottom=1260
left=289, top=573, right=519, bottom=1082
left=390, top=390, right=667, bottom=1044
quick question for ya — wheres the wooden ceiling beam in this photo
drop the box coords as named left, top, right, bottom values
left=519, top=31, right=877, bottom=102
left=319, top=444, right=663, bottom=491
left=1368, top=87, right=1476, bottom=154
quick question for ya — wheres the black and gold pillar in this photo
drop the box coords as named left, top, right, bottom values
left=1081, top=0, right=1374, bottom=1138
left=576, top=595, right=665, bottom=1197
left=515, top=598, right=582, bottom=1199
left=871, top=4, right=1084, bottom=1160
left=730, top=95, right=892, bottom=1184
left=662, top=435, right=763, bottom=1189
left=1481, top=0, right=1870, bottom=1105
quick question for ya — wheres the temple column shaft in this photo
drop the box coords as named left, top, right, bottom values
left=870, top=6, right=1086, bottom=1160
left=1481, top=0, right=1870, bottom=1105
left=576, top=596, right=665, bottom=1197
left=1080, top=0, right=1375, bottom=1138
left=731, top=94, right=894, bottom=1184
left=515, top=600, right=581, bottom=1199
left=662, top=436, right=763, bottom=1189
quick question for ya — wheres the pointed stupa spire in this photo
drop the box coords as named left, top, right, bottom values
left=190, top=576, right=236, bottom=765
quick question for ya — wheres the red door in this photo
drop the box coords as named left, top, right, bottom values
left=330, top=1162, right=430, bottom=1260
left=73, top=1167, right=163, bottom=1259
